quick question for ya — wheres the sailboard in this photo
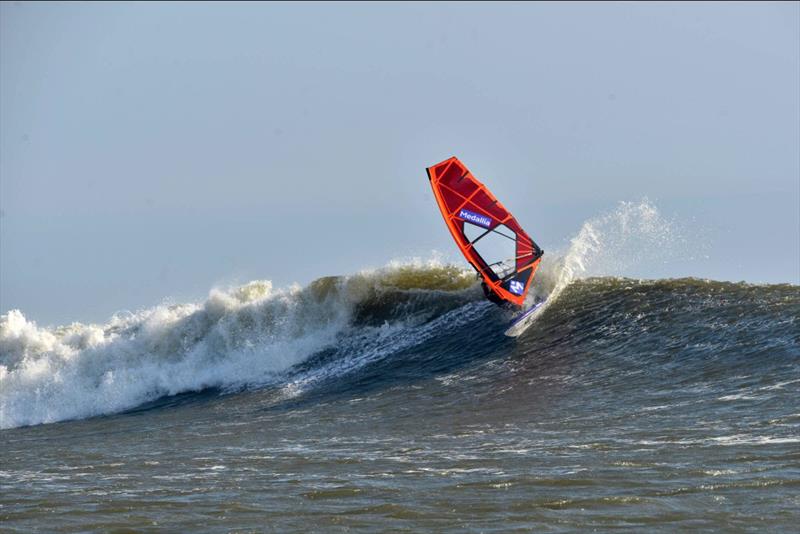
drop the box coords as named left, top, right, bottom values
left=503, top=299, right=547, bottom=337
left=426, top=156, right=544, bottom=336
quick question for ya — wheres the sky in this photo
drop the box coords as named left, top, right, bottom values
left=1, top=1, right=798, bottom=325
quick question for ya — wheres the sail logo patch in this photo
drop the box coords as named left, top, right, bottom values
left=459, top=208, right=492, bottom=228
left=509, top=280, right=525, bottom=295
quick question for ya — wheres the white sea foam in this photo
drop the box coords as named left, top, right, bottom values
left=0, top=280, right=350, bottom=429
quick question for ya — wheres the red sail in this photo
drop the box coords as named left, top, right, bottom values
left=426, top=156, right=543, bottom=307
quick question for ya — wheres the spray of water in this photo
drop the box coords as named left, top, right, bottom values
left=531, top=199, right=681, bottom=308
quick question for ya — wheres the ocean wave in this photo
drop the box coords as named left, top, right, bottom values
left=2, top=201, right=797, bottom=429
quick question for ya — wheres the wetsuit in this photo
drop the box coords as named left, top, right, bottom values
left=481, top=282, right=509, bottom=307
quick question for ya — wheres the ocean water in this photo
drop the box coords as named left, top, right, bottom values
left=2, top=202, right=799, bottom=532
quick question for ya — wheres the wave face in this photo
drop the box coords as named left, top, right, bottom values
left=0, top=265, right=476, bottom=429
left=0, top=260, right=493, bottom=428
left=0, top=201, right=797, bottom=430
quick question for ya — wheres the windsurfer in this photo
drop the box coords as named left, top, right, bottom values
left=482, top=282, right=510, bottom=307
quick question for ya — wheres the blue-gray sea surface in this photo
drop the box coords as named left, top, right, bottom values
left=2, top=271, right=799, bottom=532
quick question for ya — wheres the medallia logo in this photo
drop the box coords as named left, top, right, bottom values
left=458, top=208, right=492, bottom=228
left=509, top=280, right=525, bottom=295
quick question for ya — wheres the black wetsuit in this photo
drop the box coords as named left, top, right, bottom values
left=482, top=282, right=509, bottom=307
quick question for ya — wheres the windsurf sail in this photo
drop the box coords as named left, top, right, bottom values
left=426, top=156, right=543, bottom=307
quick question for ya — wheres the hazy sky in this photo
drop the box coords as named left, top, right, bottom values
left=2, top=1, right=798, bottom=324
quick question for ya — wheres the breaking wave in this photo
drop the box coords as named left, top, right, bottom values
left=1, top=201, right=795, bottom=429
